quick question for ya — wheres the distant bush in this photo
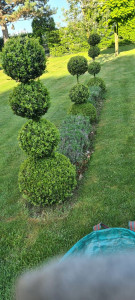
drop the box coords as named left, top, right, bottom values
left=88, top=86, right=102, bottom=104
left=87, top=77, right=106, bottom=94
left=88, top=33, right=101, bottom=46
left=88, top=62, right=101, bottom=77
left=69, top=103, right=97, bottom=123
left=88, top=46, right=100, bottom=60
left=58, top=115, right=92, bottom=166
left=18, top=119, right=60, bottom=158
left=2, top=36, right=46, bottom=82
left=69, top=84, right=89, bottom=104
left=67, top=56, right=88, bottom=82
left=19, top=153, right=77, bottom=206
left=0, top=37, right=4, bottom=51
left=9, top=81, right=50, bottom=119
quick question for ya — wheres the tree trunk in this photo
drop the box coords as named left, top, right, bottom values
left=1, top=23, right=9, bottom=43
left=114, top=23, right=119, bottom=57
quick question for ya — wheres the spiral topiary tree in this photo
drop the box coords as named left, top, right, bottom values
left=2, top=36, right=76, bottom=206
left=88, top=33, right=101, bottom=77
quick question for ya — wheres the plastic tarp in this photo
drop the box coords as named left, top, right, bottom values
left=63, top=228, right=135, bottom=258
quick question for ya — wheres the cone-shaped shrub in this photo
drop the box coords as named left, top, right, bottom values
left=67, top=56, right=88, bottom=83
left=69, top=84, right=89, bottom=104
left=2, top=36, right=76, bottom=207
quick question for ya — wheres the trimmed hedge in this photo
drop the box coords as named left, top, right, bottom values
left=18, top=119, right=60, bottom=158
left=88, top=33, right=101, bottom=46
left=88, top=46, right=100, bottom=60
left=2, top=36, right=46, bottom=83
left=88, top=62, right=101, bottom=77
left=87, top=77, right=106, bottom=93
left=69, top=84, right=89, bottom=104
left=19, top=152, right=77, bottom=206
left=67, top=56, right=88, bottom=79
left=69, top=103, right=97, bottom=123
left=9, top=80, right=50, bottom=119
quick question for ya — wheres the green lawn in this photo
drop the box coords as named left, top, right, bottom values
left=1, top=45, right=135, bottom=299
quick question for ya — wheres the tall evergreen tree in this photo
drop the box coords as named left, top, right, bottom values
left=0, top=0, right=54, bottom=43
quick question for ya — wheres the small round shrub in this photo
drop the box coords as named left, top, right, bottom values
left=67, top=56, right=88, bottom=77
left=88, top=86, right=102, bottom=104
left=69, top=84, right=89, bottom=104
left=2, top=36, right=46, bottom=82
left=69, top=103, right=97, bottom=123
left=87, top=77, right=106, bottom=93
left=18, top=119, right=60, bottom=158
left=19, top=153, right=77, bottom=206
left=9, top=80, right=50, bottom=119
left=88, top=62, right=101, bottom=77
left=88, top=46, right=100, bottom=60
left=88, top=33, right=101, bottom=46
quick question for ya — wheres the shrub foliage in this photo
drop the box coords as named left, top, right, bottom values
left=69, top=103, right=97, bottom=123
left=18, top=119, right=60, bottom=158
left=67, top=56, right=88, bottom=82
left=87, top=77, right=106, bottom=93
left=69, top=84, right=89, bottom=104
left=88, top=46, right=100, bottom=60
left=88, top=33, right=101, bottom=46
left=88, top=62, right=101, bottom=77
left=2, top=36, right=46, bottom=83
left=19, top=153, right=77, bottom=206
left=9, top=81, right=50, bottom=119
left=58, top=115, right=92, bottom=166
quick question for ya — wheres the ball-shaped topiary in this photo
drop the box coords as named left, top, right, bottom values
left=67, top=56, right=88, bottom=82
left=9, top=80, right=50, bottom=119
left=2, top=36, right=46, bottom=83
left=69, top=103, right=97, bottom=123
left=87, top=77, right=106, bottom=93
left=18, top=119, right=60, bottom=158
left=88, top=62, right=101, bottom=77
left=19, top=153, right=77, bottom=206
left=69, top=84, right=89, bottom=104
left=88, top=33, right=101, bottom=46
left=88, top=46, right=100, bottom=60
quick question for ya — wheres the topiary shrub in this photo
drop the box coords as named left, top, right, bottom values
left=9, top=80, right=50, bottom=119
left=88, top=86, right=102, bottom=104
left=88, top=62, right=101, bottom=77
left=58, top=115, right=92, bottom=167
left=69, top=84, right=89, bottom=104
left=88, top=46, right=100, bottom=60
left=19, top=152, right=77, bottom=206
left=67, top=56, right=88, bottom=82
left=87, top=77, right=106, bottom=94
left=69, top=103, right=97, bottom=123
left=2, top=36, right=46, bottom=82
left=18, top=119, right=60, bottom=158
left=88, top=33, right=101, bottom=46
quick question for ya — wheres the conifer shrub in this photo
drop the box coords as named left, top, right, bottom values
left=67, top=56, right=88, bottom=82
left=69, top=103, right=97, bottom=123
left=19, top=153, right=76, bottom=206
left=88, top=46, right=100, bottom=60
left=18, top=119, right=60, bottom=158
left=69, top=84, right=89, bottom=104
left=88, top=33, right=101, bottom=46
left=87, top=77, right=106, bottom=94
left=2, top=36, right=46, bottom=82
left=88, top=62, right=101, bottom=77
left=9, top=81, right=50, bottom=119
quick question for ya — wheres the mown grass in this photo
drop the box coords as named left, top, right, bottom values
left=0, top=45, right=135, bottom=299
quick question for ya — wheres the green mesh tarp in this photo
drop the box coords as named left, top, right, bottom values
left=63, top=227, right=135, bottom=258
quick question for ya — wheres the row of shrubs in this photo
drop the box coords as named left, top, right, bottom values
left=2, top=33, right=106, bottom=209
left=58, top=33, right=106, bottom=176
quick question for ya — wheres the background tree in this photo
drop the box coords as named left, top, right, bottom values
left=102, top=0, right=135, bottom=56
left=0, top=0, right=54, bottom=43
